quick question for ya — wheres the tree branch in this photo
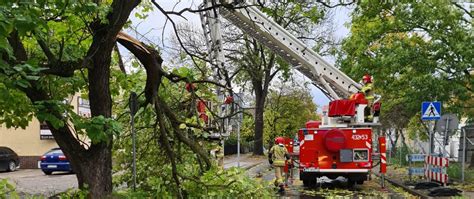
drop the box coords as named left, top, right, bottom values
left=114, top=43, right=127, bottom=74
left=7, top=30, right=28, bottom=62
left=315, top=0, right=355, bottom=8
left=452, top=2, right=473, bottom=18
left=35, top=33, right=56, bottom=63
left=116, top=31, right=162, bottom=105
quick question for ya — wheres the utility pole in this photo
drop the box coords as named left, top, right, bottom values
left=428, top=121, right=434, bottom=182
left=237, top=104, right=242, bottom=168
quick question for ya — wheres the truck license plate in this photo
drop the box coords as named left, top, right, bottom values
left=303, top=167, right=318, bottom=172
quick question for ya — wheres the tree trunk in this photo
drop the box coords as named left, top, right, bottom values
left=73, top=144, right=113, bottom=197
left=253, top=85, right=265, bottom=155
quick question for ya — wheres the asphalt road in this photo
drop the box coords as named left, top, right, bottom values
left=0, top=162, right=415, bottom=198
left=0, top=169, right=77, bottom=197
left=255, top=165, right=413, bottom=198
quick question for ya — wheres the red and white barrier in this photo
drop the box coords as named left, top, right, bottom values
left=424, top=156, right=449, bottom=184
left=425, top=169, right=448, bottom=184
left=425, top=156, right=449, bottom=167
left=378, top=137, right=386, bottom=174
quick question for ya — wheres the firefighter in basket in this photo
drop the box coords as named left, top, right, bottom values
left=268, top=137, right=291, bottom=192
left=361, top=74, right=374, bottom=107
left=362, top=74, right=374, bottom=121
left=350, top=74, right=378, bottom=122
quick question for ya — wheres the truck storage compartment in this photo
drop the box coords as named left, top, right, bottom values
left=328, top=100, right=356, bottom=117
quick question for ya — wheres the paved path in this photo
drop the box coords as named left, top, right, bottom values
left=0, top=169, right=77, bottom=197
left=223, top=153, right=267, bottom=170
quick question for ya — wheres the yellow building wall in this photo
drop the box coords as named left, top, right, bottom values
left=0, top=94, right=86, bottom=157
left=0, top=119, right=58, bottom=156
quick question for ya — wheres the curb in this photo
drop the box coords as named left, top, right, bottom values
left=374, top=173, right=430, bottom=199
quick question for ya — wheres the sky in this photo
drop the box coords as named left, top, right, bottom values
left=127, top=0, right=353, bottom=111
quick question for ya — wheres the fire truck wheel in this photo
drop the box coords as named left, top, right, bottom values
left=302, top=179, right=316, bottom=187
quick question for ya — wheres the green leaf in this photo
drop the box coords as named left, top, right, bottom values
left=25, top=75, right=40, bottom=81
left=14, top=79, right=30, bottom=88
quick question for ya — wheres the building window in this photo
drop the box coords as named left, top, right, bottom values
left=78, top=97, right=91, bottom=118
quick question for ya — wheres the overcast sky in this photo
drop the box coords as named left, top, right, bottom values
left=126, top=0, right=353, bottom=111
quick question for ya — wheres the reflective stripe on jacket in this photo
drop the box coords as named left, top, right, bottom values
left=270, top=144, right=288, bottom=167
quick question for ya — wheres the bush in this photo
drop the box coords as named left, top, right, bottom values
left=112, top=167, right=272, bottom=198
left=0, top=179, right=18, bottom=198
left=56, top=188, right=89, bottom=199
left=389, top=145, right=412, bottom=166
left=182, top=167, right=272, bottom=197
left=447, top=162, right=474, bottom=182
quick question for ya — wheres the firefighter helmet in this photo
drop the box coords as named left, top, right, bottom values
left=275, top=137, right=285, bottom=145
left=362, top=74, right=372, bottom=84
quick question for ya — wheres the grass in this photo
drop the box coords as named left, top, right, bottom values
left=448, top=162, right=474, bottom=183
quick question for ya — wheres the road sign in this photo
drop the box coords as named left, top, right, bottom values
left=421, top=102, right=441, bottom=120
left=407, top=154, right=426, bottom=162
left=408, top=167, right=425, bottom=176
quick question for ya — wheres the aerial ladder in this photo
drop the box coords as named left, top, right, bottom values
left=200, top=0, right=386, bottom=187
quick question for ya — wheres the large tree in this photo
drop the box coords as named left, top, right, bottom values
left=263, top=83, right=319, bottom=146
left=0, top=1, right=271, bottom=197
left=339, top=0, right=472, bottom=159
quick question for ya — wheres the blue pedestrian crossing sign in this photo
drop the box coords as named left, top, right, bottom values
left=421, top=101, right=441, bottom=120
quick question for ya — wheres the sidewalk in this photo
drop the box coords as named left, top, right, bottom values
left=223, top=153, right=276, bottom=181
left=223, top=153, right=267, bottom=170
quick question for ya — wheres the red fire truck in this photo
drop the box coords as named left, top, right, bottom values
left=298, top=99, right=381, bottom=186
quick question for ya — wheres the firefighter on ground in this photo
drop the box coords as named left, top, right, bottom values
left=268, top=137, right=290, bottom=192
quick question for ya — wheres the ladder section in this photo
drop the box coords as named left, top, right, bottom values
left=200, top=2, right=230, bottom=138
left=218, top=1, right=361, bottom=99
left=199, top=1, right=226, bottom=76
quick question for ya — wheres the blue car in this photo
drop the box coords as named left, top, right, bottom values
left=40, top=148, right=72, bottom=175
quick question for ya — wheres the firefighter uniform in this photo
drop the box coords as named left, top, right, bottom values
left=269, top=142, right=289, bottom=188
left=361, top=83, right=374, bottom=105
left=361, top=75, right=375, bottom=121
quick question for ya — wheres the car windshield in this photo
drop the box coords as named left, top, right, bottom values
left=46, top=149, right=63, bottom=155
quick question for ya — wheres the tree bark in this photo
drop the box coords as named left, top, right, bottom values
left=253, top=83, right=265, bottom=155
left=73, top=144, right=113, bottom=197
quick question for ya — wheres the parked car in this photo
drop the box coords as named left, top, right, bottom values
left=0, top=147, right=19, bottom=172
left=40, top=148, right=72, bottom=175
